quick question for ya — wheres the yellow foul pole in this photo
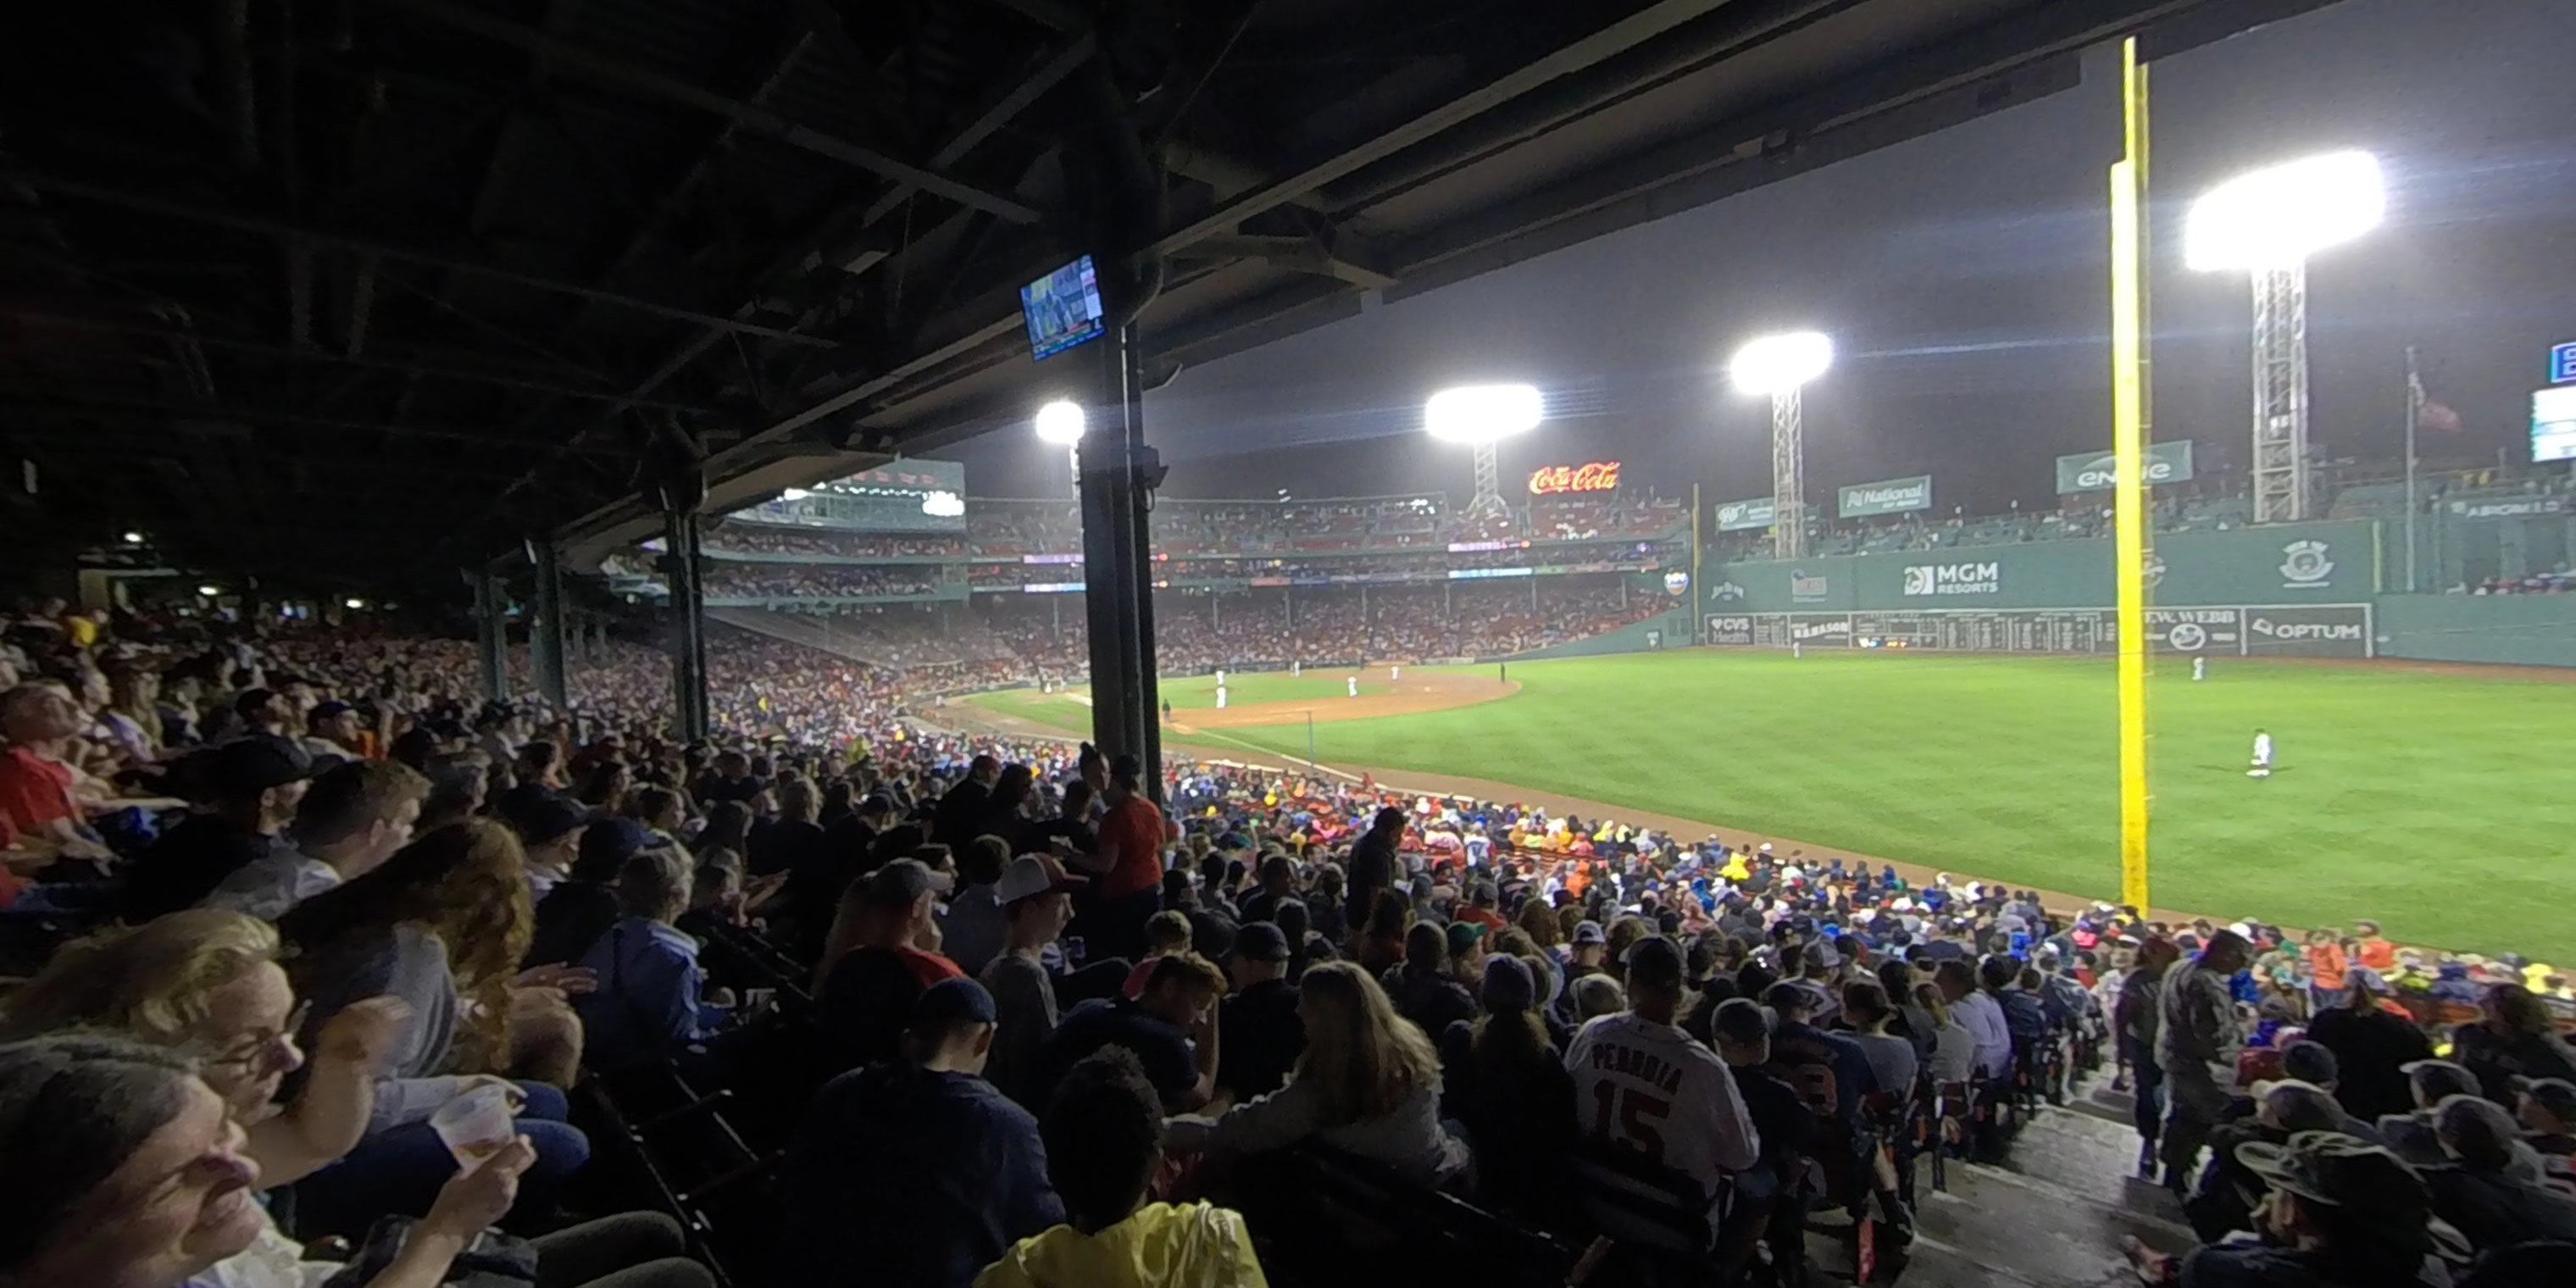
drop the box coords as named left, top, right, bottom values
left=2110, top=39, right=2151, bottom=912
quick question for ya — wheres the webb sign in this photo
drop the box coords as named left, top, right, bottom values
left=2055, top=440, right=2195, bottom=493
left=1838, top=475, right=1931, bottom=519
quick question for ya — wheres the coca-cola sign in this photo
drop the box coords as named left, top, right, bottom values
left=1526, top=461, right=1622, bottom=496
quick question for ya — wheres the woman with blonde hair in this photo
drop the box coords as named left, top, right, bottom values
left=1166, top=960, right=1468, bottom=1185
left=280, top=820, right=595, bottom=1234
left=0, top=916, right=712, bottom=1286
left=0, top=909, right=402, bottom=1187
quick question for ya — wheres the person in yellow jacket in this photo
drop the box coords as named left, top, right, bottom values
left=1718, top=849, right=1752, bottom=882
left=977, top=1047, right=1268, bottom=1288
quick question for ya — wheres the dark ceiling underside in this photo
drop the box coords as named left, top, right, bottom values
left=0, top=0, right=2338, bottom=591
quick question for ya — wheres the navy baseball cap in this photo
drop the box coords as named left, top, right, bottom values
left=908, top=977, right=997, bottom=1037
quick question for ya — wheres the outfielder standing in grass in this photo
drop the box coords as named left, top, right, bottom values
left=2248, top=728, right=2274, bottom=779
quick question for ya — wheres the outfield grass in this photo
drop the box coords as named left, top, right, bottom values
left=972, top=652, right=2576, bottom=958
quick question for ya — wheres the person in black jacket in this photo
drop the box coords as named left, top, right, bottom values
left=930, top=756, right=999, bottom=847
left=1343, top=808, right=1406, bottom=934
left=1435, top=954, right=1574, bottom=1224
left=2306, top=969, right=2435, bottom=1123
left=527, top=818, right=644, bottom=969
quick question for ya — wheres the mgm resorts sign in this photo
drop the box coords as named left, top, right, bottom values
left=1901, top=561, right=2001, bottom=596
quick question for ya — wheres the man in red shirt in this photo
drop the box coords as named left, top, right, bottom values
left=0, top=685, right=109, bottom=869
left=1079, top=753, right=1168, bottom=962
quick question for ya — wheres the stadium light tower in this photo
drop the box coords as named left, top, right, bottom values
left=1033, top=397, right=1086, bottom=500
left=2185, top=149, right=2384, bottom=525
left=1424, top=384, right=1544, bottom=522
left=1728, top=331, right=1834, bottom=562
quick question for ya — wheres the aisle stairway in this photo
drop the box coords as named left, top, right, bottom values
left=1798, top=1071, right=2196, bottom=1287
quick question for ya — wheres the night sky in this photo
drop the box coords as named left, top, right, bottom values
left=947, top=0, right=2576, bottom=515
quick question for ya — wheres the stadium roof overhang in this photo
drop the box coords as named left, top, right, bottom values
left=0, top=0, right=2342, bottom=595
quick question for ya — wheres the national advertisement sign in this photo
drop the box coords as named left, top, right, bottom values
left=1838, top=475, right=1932, bottom=518
left=2054, top=440, right=2195, bottom=493
left=1714, top=497, right=1777, bottom=531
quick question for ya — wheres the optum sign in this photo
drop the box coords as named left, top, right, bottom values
left=2055, top=440, right=2195, bottom=493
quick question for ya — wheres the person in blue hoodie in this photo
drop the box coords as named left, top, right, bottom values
left=574, top=849, right=731, bottom=1071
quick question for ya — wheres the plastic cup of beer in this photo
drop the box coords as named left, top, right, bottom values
left=430, top=1085, right=517, bottom=1169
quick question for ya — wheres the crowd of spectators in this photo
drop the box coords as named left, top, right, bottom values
left=702, top=567, right=943, bottom=600
left=7, top=597, right=2570, bottom=1288
left=2460, top=572, right=2576, bottom=595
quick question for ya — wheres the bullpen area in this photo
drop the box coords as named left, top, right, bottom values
left=968, top=649, right=2576, bottom=958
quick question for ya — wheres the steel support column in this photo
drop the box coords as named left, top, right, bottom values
left=1770, top=387, right=1807, bottom=562
left=472, top=568, right=509, bottom=703
left=530, top=541, right=569, bottom=709
left=2249, top=264, right=2310, bottom=525
left=1076, top=324, right=1162, bottom=797
left=661, top=494, right=712, bottom=742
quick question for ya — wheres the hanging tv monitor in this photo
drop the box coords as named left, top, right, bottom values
left=1020, top=254, right=1107, bottom=361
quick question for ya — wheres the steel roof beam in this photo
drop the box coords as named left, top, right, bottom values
left=0, top=170, right=842, bottom=348
left=1142, top=0, right=1731, bottom=258
left=377, top=0, right=1045, bottom=225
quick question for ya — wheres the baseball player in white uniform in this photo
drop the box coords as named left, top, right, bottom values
left=1214, top=669, right=1226, bottom=688
left=1391, top=664, right=1402, bottom=681
left=1214, top=685, right=1228, bottom=710
left=2248, top=728, right=2273, bottom=778
left=2193, top=656, right=2207, bottom=681
left=1347, top=675, right=1359, bottom=698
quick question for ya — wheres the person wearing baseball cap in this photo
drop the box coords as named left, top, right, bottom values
left=815, top=858, right=963, bottom=1072
left=979, top=853, right=1086, bottom=1106
left=1216, top=921, right=1303, bottom=1102
left=303, top=699, right=365, bottom=763
left=123, top=735, right=320, bottom=920
left=2170, top=1131, right=2446, bottom=1285
left=1435, top=952, right=1576, bottom=1224
left=526, top=817, right=647, bottom=969
left=500, top=788, right=591, bottom=904
left=784, top=977, right=1063, bottom=1288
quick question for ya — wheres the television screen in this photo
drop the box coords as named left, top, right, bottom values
left=1021, top=255, right=1107, bottom=361
left=2535, top=386, right=2576, bottom=464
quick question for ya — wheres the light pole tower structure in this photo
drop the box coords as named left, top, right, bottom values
left=1728, top=331, right=1834, bottom=562
left=1424, top=384, right=1543, bottom=523
left=2185, top=150, right=2384, bottom=525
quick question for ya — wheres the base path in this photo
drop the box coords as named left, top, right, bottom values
left=1175, top=669, right=1517, bottom=733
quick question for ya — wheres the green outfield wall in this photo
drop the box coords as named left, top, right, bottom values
left=2373, top=595, right=2576, bottom=669
left=1702, top=519, right=2382, bottom=613
left=1497, top=607, right=1695, bottom=661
